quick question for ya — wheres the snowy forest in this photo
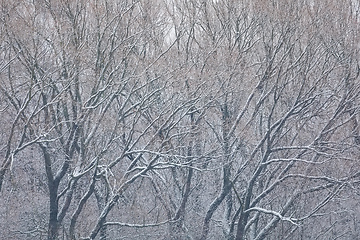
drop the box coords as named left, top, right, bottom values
left=1, top=0, right=360, bottom=239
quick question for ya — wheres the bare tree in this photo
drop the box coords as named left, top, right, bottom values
left=1, top=1, right=360, bottom=240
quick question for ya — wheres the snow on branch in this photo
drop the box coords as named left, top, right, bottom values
left=103, top=219, right=176, bottom=228
left=244, top=207, right=299, bottom=225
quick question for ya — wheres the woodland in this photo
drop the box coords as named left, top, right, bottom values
left=1, top=0, right=360, bottom=239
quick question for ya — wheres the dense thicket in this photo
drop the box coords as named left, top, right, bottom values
left=1, top=0, right=360, bottom=239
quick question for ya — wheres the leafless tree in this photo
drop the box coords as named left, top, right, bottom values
left=1, top=1, right=360, bottom=240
